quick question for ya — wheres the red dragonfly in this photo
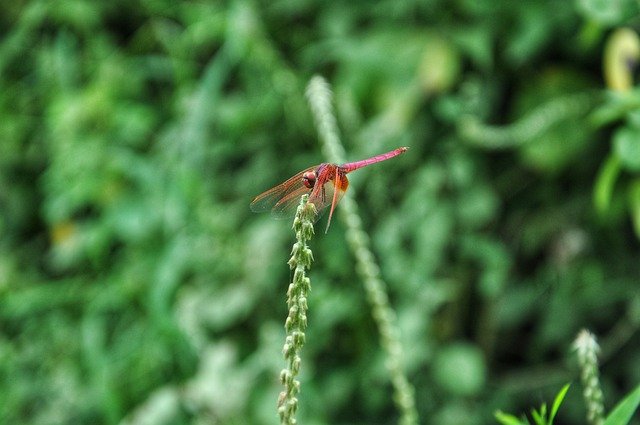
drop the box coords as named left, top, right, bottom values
left=250, top=147, right=408, bottom=233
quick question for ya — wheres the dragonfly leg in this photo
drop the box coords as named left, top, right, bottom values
left=325, top=168, right=342, bottom=233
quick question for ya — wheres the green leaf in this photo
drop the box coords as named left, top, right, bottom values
left=495, top=410, right=528, bottom=425
left=530, top=404, right=545, bottom=425
left=614, top=126, right=640, bottom=172
left=594, top=154, right=622, bottom=215
left=549, top=383, right=570, bottom=423
left=603, top=384, right=640, bottom=425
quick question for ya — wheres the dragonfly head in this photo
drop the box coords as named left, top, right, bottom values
left=302, top=170, right=316, bottom=188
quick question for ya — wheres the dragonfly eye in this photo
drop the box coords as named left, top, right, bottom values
left=302, top=171, right=316, bottom=188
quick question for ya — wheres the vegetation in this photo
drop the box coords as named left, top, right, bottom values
left=1, top=1, right=640, bottom=424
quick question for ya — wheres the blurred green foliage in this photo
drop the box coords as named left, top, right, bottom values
left=1, top=1, right=640, bottom=424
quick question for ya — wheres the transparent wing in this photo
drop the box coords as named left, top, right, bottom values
left=270, top=186, right=315, bottom=219
left=250, top=166, right=317, bottom=219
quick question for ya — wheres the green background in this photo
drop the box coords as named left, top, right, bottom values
left=1, top=1, right=639, bottom=424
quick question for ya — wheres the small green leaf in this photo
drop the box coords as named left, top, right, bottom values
left=594, top=154, right=622, bottom=215
left=530, top=405, right=545, bottom=425
left=495, top=410, right=528, bottom=425
left=603, top=384, right=640, bottom=425
left=614, top=126, right=640, bottom=171
left=549, top=383, right=570, bottom=423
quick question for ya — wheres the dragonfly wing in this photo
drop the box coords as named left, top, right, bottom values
left=250, top=166, right=317, bottom=218
left=270, top=186, right=315, bottom=219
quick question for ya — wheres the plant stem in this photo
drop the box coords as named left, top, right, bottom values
left=306, top=75, right=418, bottom=425
left=573, top=329, right=605, bottom=425
left=277, top=194, right=316, bottom=425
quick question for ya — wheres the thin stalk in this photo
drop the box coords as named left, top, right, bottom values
left=277, top=195, right=316, bottom=425
left=573, top=329, right=605, bottom=425
left=305, top=75, right=418, bottom=425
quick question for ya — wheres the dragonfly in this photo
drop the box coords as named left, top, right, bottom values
left=250, top=147, right=408, bottom=233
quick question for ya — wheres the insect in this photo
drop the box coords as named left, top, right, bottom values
left=250, top=147, right=408, bottom=232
